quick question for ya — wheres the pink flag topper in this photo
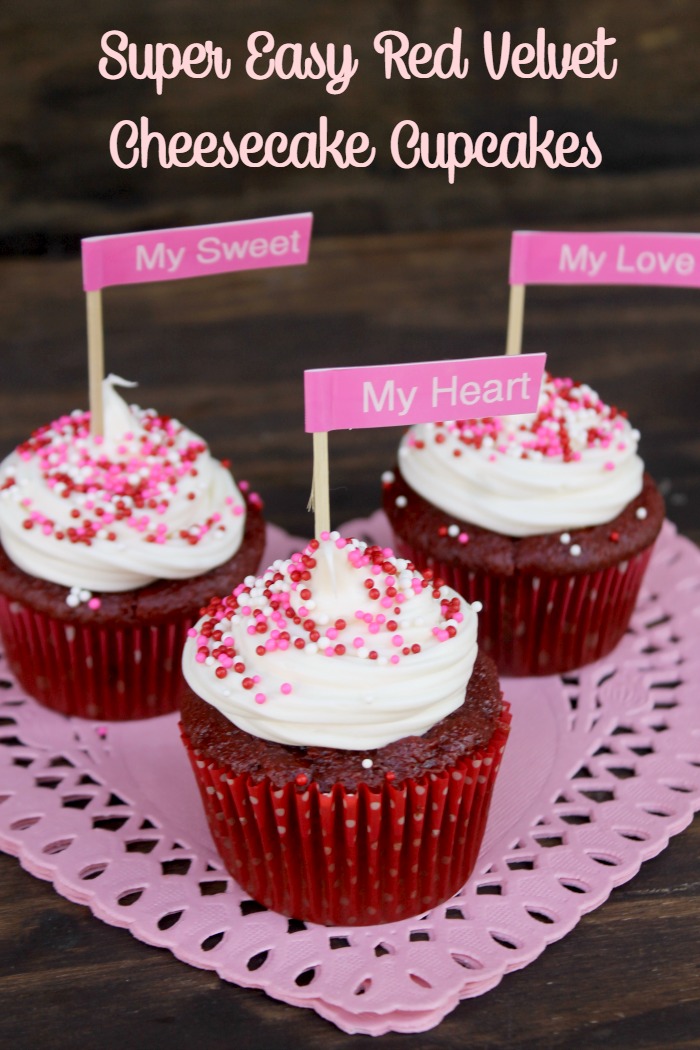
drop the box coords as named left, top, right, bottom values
left=82, top=213, right=313, bottom=292
left=305, top=353, right=547, bottom=433
left=510, top=230, right=700, bottom=288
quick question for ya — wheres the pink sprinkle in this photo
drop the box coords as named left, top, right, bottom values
left=604, top=461, right=615, bottom=471
left=187, top=628, right=197, bottom=638
left=369, top=623, right=380, bottom=635
left=195, top=652, right=206, bottom=664
left=380, top=597, right=394, bottom=608
left=458, top=532, right=469, bottom=544
left=324, top=646, right=335, bottom=657
left=88, top=597, right=101, bottom=610
left=254, top=693, right=266, bottom=704
left=320, top=531, right=330, bottom=541
left=392, top=635, right=404, bottom=647
left=281, top=683, right=292, bottom=695
left=326, top=627, right=338, bottom=640
left=246, top=626, right=257, bottom=636
left=353, top=637, right=364, bottom=649
left=390, top=654, right=400, bottom=664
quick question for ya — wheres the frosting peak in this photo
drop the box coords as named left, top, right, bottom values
left=182, top=534, right=479, bottom=750
left=398, top=373, right=645, bottom=536
left=0, top=376, right=248, bottom=592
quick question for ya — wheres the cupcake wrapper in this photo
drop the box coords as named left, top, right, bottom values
left=394, top=539, right=654, bottom=676
left=0, top=594, right=190, bottom=720
left=180, top=704, right=511, bottom=927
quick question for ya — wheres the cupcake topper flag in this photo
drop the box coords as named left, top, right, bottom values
left=506, top=229, right=700, bottom=355
left=81, top=213, right=313, bottom=436
left=305, top=353, right=547, bottom=537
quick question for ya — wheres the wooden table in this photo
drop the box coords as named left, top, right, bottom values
left=0, top=228, right=699, bottom=1049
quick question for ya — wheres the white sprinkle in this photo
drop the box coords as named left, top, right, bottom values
left=381, top=471, right=395, bottom=484
left=570, top=544, right=582, bottom=557
left=79, top=589, right=91, bottom=602
left=66, top=593, right=80, bottom=608
left=636, top=507, right=648, bottom=520
left=447, top=524, right=459, bottom=537
left=329, top=530, right=340, bottom=540
left=560, top=532, right=571, bottom=545
left=361, top=758, right=373, bottom=769
left=471, top=600, right=483, bottom=613
left=395, top=495, right=407, bottom=508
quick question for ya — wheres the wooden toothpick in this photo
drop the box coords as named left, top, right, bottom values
left=505, top=283, right=526, bottom=356
left=308, top=431, right=331, bottom=536
left=86, top=289, right=105, bottom=437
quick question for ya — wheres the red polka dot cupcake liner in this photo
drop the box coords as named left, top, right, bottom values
left=180, top=703, right=511, bottom=927
left=393, top=540, right=655, bottom=676
left=0, top=596, right=192, bottom=720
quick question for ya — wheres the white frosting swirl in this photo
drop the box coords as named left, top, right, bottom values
left=398, top=374, right=644, bottom=536
left=182, top=534, right=479, bottom=750
left=0, top=376, right=247, bottom=591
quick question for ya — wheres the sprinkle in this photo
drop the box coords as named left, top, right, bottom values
left=636, top=507, right=648, bottom=520
left=560, top=533, right=571, bottom=545
left=361, top=758, right=373, bottom=769
left=570, top=544, right=582, bottom=557
left=395, top=495, right=407, bottom=508
left=381, top=471, right=395, bottom=485
left=447, top=524, right=459, bottom=538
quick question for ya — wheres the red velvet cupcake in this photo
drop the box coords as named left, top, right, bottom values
left=0, top=377, right=265, bottom=718
left=384, top=374, right=664, bottom=676
left=180, top=533, right=510, bottom=926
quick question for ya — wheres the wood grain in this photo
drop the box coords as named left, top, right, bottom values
left=2, top=3, right=700, bottom=246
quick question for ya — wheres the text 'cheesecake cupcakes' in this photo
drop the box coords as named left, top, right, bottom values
left=0, top=377, right=265, bottom=719
left=384, top=373, right=664, bottom=676
left=180, top=532, right=510, bottom=926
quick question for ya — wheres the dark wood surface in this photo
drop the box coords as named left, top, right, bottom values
left=0, top=227, right=699, bottom=1049
left=3, top=2, right=700, bottom=248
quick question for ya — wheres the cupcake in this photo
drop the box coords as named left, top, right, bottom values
left=180, top=532, right=510, bottom=926
left=0, top=376, right=265, bottom=719
left=383, top=373, right=664, bottom=676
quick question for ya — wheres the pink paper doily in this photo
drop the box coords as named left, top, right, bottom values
left=1, top=515, right=699, bottom=1036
